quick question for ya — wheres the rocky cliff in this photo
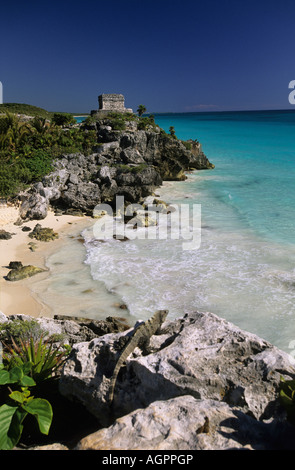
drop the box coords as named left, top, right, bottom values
left=18, top=115, right=214, bottom=220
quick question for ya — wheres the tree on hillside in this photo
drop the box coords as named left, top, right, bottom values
left=51, top=113, right=75, bottom=127
left=169, top=126, right=177, bottom=139
left=137, top=105, right=147, bottom=117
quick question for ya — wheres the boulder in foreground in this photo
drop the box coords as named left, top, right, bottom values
left=75, top=395, right=295, bottom=450
left=58, top=311, right=295, bottom=449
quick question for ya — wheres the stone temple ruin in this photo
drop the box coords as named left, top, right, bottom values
left=97, top=93, right=133, bottom=114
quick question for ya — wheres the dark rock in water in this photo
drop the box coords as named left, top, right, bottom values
left=113, top=303, right=128, bottom=310
left=28, top=223, right=58, bottom=242
left=13, top=217, right=23, bottom=226
left=113, top=234, right=129, bottom=241
left=8, top=261, right=23, bottom=270
left=28, top=241, right=38, bottom=252
left=6, top=265, right=46, bottom=281
left=0, top=230, right=13, bottom=240
left=21, top=226, right=31, bottom=232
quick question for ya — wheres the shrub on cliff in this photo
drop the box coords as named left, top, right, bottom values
left=51, top=113, right=76, bottom=127
left=137, top=115, right=158, bottom=130
left=0, top=111, right=97, bottom=199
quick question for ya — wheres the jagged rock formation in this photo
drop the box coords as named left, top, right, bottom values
left=59, top=310, right=295, bottom=450
left=18, top=115, right=214, bottom=220
left=28, top=223, right=59, bottom=241
left=75, top=396, right=294, bottom=451
left=1, top=311, right=295, bottom=449
left=58, top=311, right=295, bottom=429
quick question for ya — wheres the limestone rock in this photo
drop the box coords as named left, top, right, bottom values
left=0, top=311, right=7, bottom=323
left=18, top=119, right=214, bottom=220
left=127, top=212, right=158, bottom=228
left=60, top=182, right=101, bottom=213
left=6, top=265, right=46, bottom=281
left=59, top=311, right=295, bottom=428
left=2, top=314, right=130, bottom=347
left=52, top=315, right=130, bottom=338
left=75, top=395, right=295, bottom=450
left=19, top=185, right=48, bottom=220
left=28, top=223, right=58, bottom=242
left=8, top=261, right=23, bottom=270
left=28, top=443, right=69, bottom=451
left=0, top=230, right=13, bottom=240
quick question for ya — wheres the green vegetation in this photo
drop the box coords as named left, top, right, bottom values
left=51, top=113, right=76, bottom=127
left=169, top=126, right=177, bottom=139
left=0, top=362, right=53, bottom=450
left=279, top=377, right=295, bottom=423
left=115, top=163, right=148, bottom=173
left=137, top=104, right=147, bottom=117
left=0, top=319, right=70, bottom=449
left=137, top=114, right=158, bottom=130
left=0, top=103, right=53, bottom=120
left=0, top=319, right=44, bottom=346
left=182, top=140, right=192, bottom=150
left=93, top=111, right=137, bottom=131
left=86, top=110, right=159, bottom=133
left=0, top=109, right=97, bottom=199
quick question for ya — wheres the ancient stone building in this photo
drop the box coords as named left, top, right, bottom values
left=97, top=94, right=133, bottom=114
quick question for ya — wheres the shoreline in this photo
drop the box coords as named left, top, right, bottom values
left=0, top=205, right=94, bottom=318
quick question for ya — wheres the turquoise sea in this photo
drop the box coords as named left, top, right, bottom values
left=34, top=110, right=295, bottom=354
left=155, top=110, right=295, bottom=246
left=74, top=116, right=88, bottom=123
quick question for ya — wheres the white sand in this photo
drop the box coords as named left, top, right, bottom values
left=0, top=204, right=93, bottom=318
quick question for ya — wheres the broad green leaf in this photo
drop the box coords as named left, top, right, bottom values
left=22, top=362, right=33, bottom=375
left=21, top=388, right=31, bottom=399
left=9, top=366, right=23, bottom=383
left=9, top=391, right=25, bottom=404
left=0, top=369, right=11, bottom=385
left=0, top=403, right=24, bottom=450
left=20, top=375, right=36, bottom=387
left=22, top=398, right=53, bottom=435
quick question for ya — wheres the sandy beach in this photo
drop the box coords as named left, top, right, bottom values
left=0, top=204, right=94, bottom=318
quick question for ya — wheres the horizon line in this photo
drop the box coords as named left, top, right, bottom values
left=1, top=102, right=295, bottom=116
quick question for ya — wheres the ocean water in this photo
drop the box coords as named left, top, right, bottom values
left=74, top=116, right=88, bottom=123
left=33, top=110, right=295, bottom=353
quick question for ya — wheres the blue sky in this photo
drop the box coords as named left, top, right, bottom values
left=1, top=0, right=295, bottom=113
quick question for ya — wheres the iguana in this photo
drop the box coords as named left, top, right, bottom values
left=107, top=309, right=168, bottom=404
